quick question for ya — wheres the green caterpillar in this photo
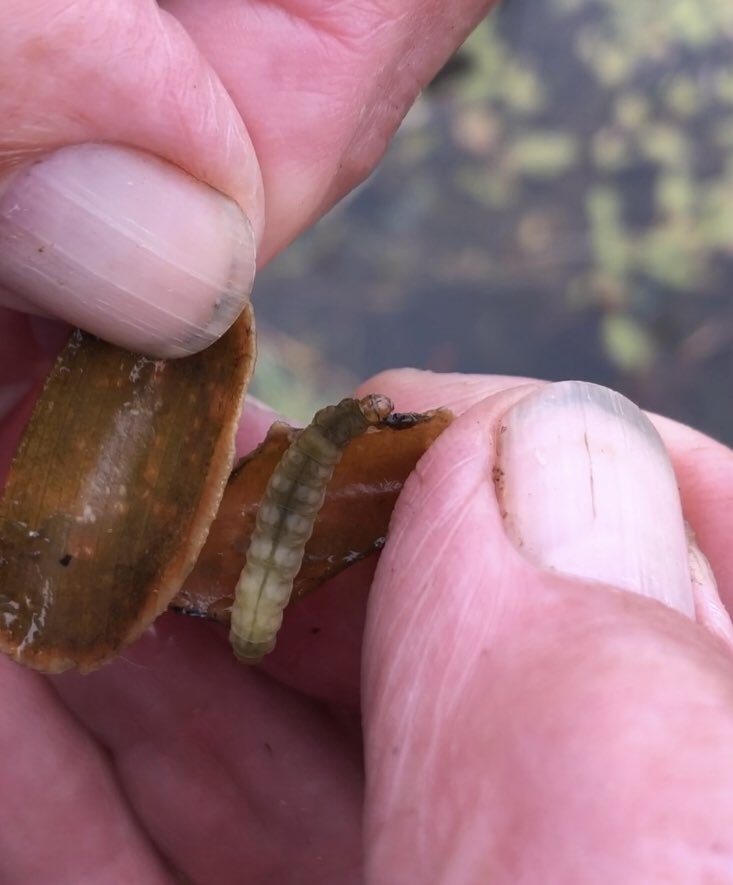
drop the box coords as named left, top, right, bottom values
left=230, top=394, right=413, bottom=663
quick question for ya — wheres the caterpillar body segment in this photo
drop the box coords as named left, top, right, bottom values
left=230, top=395, right=395, bottom=663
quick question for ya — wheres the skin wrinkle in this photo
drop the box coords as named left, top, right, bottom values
left=370, top=656, right=462, bottom=879
left=371, top=516, right=509, bottom=856
left=368, top=429, right=503, bottom=841
left=369, top=509, right=445, bottom=783
left=264, top=0, right=407, bottom=42
left=367, top=662, right=424, bottom=838
left=370, top=481, right=465, bottom=678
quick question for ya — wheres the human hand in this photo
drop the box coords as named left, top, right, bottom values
left=0, top=0, right=495, bottom=538
left=0, top=0, right=492, bottom=357
left=359, top=372, right=733, bottom=882
left=2, top=371, right=733, bottom=883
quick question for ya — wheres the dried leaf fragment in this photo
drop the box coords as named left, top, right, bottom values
left=0, top=307, right=255, bottom=673
left=174, top=407, right=454, bottom=623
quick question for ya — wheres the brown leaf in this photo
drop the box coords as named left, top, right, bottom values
left=174, top=408, right=454, bottom=623
left=0, top=307, right=255, bottom=672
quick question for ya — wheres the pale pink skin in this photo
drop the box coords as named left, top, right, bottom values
left=4, top=5, right=733, bottom=885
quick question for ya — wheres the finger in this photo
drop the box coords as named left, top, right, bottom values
left=0, top=657, right=170, bottom=882
left=159, top=0, right=496, bottom=262
left=53, top=613, right=363, bottom=883
left=373, top=369, right=733, bottom=629
left=649, top=413, right=733, bottom=616
left=363, top=380, right=733, bottom=882
left=0, top=1, right=260, bottom=356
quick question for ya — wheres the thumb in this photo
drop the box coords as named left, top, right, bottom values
left=363, top=378, right=733, bottom=883
left=0, top=2, right=261, bottom=356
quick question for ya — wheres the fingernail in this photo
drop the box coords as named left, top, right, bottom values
left=0, top=144, right=256, bottom=357
left=496, top=380, right=694, bottom=616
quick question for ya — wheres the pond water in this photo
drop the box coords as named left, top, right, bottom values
left=253, top=0, right=733, bottom=443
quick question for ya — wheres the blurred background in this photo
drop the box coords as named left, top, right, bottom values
left=252, top=0, right=733, bottom=444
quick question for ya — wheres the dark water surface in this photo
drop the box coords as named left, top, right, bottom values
left=253, top=0, right=733, bottom=443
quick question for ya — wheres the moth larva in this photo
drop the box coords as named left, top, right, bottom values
left=230, top=394, right=401, bottom=663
